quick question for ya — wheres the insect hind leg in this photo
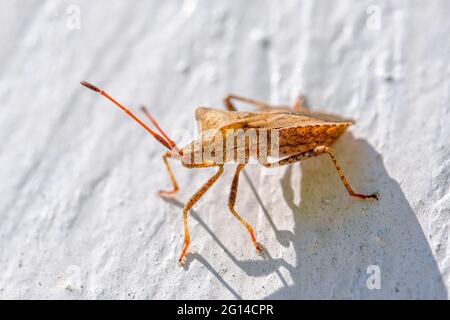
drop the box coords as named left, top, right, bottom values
left=320, top=146, right=378, bottom=200
left=260, top=146, right=378, bottom=200
left=227, top=164, right=262, bottom=254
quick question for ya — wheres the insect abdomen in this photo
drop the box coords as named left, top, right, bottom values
left=277, top=123, right=351, bottom=155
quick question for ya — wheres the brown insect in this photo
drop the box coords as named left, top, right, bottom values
left=80, top=81, right=378, bottom=264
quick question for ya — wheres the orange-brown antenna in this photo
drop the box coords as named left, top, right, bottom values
left=140, top=105, right=179, bottom=152
left=80, top=81, right=172, bottom=151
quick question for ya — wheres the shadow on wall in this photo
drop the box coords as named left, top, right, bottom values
left=173, top=133, right=446, bottom=299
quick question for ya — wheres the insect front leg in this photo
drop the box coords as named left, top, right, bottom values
left=260, top=146, right=378, bottom=200
left=158, top=151, right=179, bottom=197
left=179, top=165, right=224, bottom=264
left=228, top=164, right=262, bottom=254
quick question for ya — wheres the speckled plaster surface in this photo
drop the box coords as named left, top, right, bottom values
left=0, top=0, right=449, bottom=299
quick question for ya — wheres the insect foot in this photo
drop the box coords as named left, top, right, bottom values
left=350, top=191, right=379, bottom=200
left=254, top=242, right=263, bottom=254
left=157, top=190, right=178, bottom=198
left=177, top=256, right=186, bottom=266
left=367, top=192, right=379, bottom=200
left=178, top=241, right=190, bottom=265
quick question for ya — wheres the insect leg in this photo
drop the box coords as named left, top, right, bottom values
left=227, top=164, right=262, bottom=253
left=260, top=148, right=319, bottom=168
left=318, top=146, right=379, bottom=200
left=292, top=94, right=306, bottom=111
left=179, top=165, right=224, bottom=264
left=157, top=151, right=179, bottom=197
left=223, top=94, right=288, bottom=111
left=260, top=146, right=378, bottom=200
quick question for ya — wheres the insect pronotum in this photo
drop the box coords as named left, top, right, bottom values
left=80, top=81, right=378, bottom=264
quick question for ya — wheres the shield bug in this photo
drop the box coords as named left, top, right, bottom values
left=80, top=81, right=378, bottom=264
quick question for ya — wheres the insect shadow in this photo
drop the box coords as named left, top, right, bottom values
left=264, top=133, right=446, bottom=299
left=160, top=197, right=286, bottom=299
left=163, top=133, right=446, bottom=299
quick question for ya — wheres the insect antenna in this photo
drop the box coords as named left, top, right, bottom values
left=80, top=81, right=173, bottom=151
left=140, top=105, right=181, bottom=154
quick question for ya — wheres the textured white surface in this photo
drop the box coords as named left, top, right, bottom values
left=0, top=0, right=449, bottom=299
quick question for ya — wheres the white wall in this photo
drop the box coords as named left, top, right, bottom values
left=0, top=0, right=448, bottom=299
